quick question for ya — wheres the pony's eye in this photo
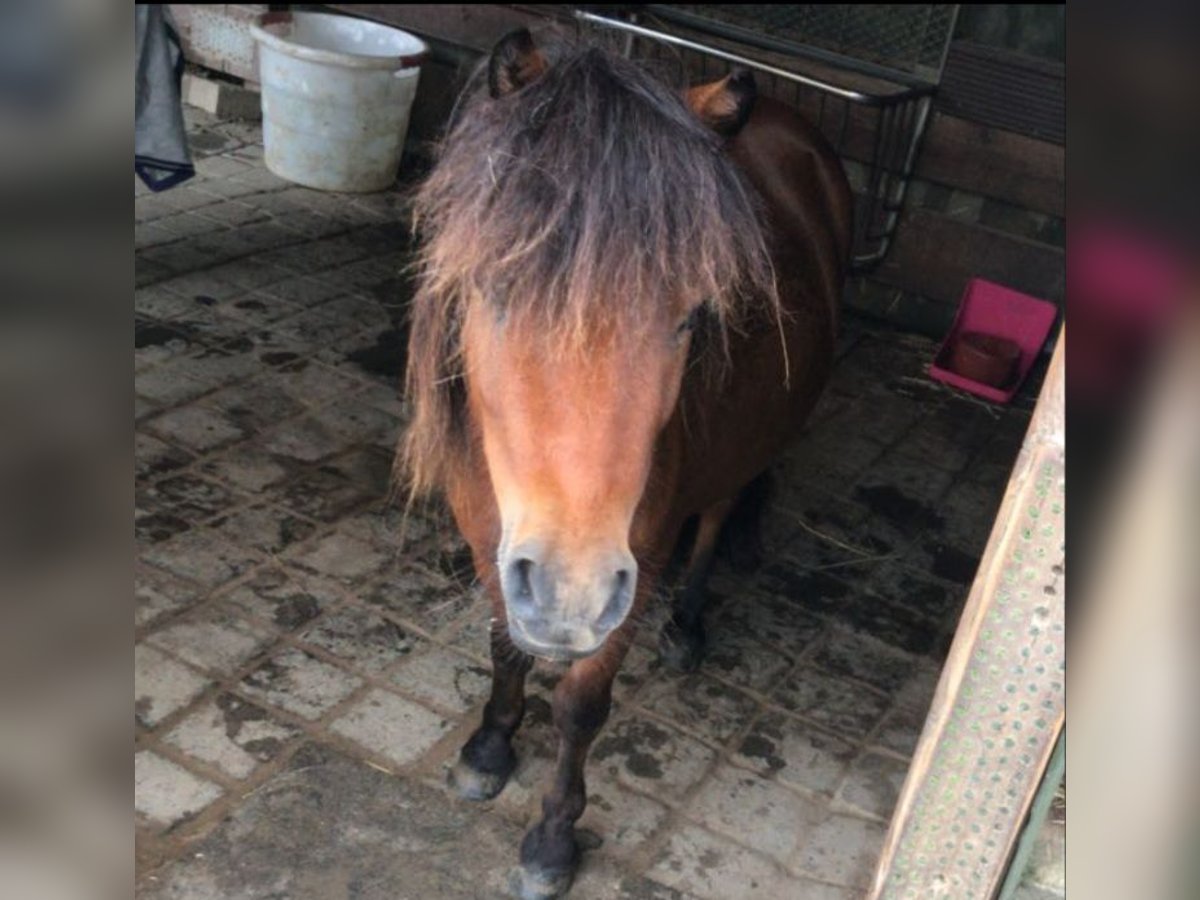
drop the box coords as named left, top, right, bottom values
left=676, top=306, right=703, bottom=337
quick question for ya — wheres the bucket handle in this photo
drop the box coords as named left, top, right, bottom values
left=393, top=49, right=429, bottom=72
left=259, top=10, right=292, bottom=29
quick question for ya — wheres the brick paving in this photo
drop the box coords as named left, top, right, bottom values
left=135, top=107, right=1046, bottom=898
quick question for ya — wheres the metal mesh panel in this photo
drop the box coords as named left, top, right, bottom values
left=576, top=8, right=956, bottom=270
left=669, top=5, right=958, bottom=81
left=617, top=34, right=921, bottom=267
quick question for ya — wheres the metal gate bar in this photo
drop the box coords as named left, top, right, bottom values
left=575, top=7, right=957, bottom=270
left=869, top=334, right=1065, bottom=898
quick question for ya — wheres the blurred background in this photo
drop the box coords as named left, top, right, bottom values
left=0, top=3, right=1197, bottom=899
left=0, top=1, right=130, bottom=899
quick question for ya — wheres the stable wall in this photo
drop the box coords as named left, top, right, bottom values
left=330, top=4, right=1065, bottom=338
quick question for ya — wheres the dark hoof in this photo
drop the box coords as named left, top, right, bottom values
left=447, top=756, right=510, bottom=801
left=658, top=619, right=705, bottom=673
left=509, top=864, right=574, bottom=900
left=450, top=728, right=517, bottom=801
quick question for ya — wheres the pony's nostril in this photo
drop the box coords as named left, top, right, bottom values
left=596, top=568, right=634, bottom=632
left=514, top=558, right=535, bottom=598
left=615, top=568, right=631, bottom=596
left=506, top=557, right=539, bottom=616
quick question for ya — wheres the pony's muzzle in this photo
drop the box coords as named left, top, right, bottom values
left=500, top=543, right=637, bottom=659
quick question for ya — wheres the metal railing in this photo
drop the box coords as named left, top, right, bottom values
left=575, top=6, right=960, bottom=271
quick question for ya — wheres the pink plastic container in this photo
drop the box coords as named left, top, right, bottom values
left=928, top=278, right=1059, bottom=404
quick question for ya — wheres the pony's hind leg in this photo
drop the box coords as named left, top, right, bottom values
left=658, top=495, right=735, bottom=672
left=658, top=471, right=771, bottom=672
left=720, top=469, right=772, bottom=574
left=449, top=611, right=533, bottom=801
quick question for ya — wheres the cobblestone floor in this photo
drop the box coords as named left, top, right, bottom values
left=135, top=108, right=1046, bottom=899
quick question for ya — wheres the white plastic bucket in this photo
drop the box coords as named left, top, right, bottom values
left=250, top=12, right=427, bottom=192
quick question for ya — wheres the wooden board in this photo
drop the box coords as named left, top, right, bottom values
left=938, top=41, right=1065, bottom=146
left=872, top=208, right=1064, bottom=307
left=329, top=4, right=554, bottom=53
left=869, top=335, right=1065, bottom=899
left=915, top=114, right=1064, bottom=218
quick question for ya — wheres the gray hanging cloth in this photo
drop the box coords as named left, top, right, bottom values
left=135, top=5, right=194, bottom=191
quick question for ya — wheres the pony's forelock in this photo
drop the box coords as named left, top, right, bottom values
left=400, top=37, right=780, bottom=498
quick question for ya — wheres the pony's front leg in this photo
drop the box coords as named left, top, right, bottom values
left=449, top=599, right=534, bottom=801
left=512, top=628, right=633, bottom=900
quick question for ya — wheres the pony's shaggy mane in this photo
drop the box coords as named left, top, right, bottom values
left=402, top=38, right=780, bottom=498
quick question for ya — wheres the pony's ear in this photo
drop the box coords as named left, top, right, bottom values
left=488, top=28, right=548, bottom=98
left=685, top=68, right=757, bottom=136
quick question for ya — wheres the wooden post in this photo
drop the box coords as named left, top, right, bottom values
left=869, top=333, right=1064, bottom=899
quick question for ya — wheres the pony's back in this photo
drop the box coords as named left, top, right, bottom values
left=669, top=91, right=853, bottom=520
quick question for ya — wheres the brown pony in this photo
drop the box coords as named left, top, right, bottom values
left=401, top=29, right=851, bottom=900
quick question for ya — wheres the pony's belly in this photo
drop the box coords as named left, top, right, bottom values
left=672, top=319, right=834, bottom=517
